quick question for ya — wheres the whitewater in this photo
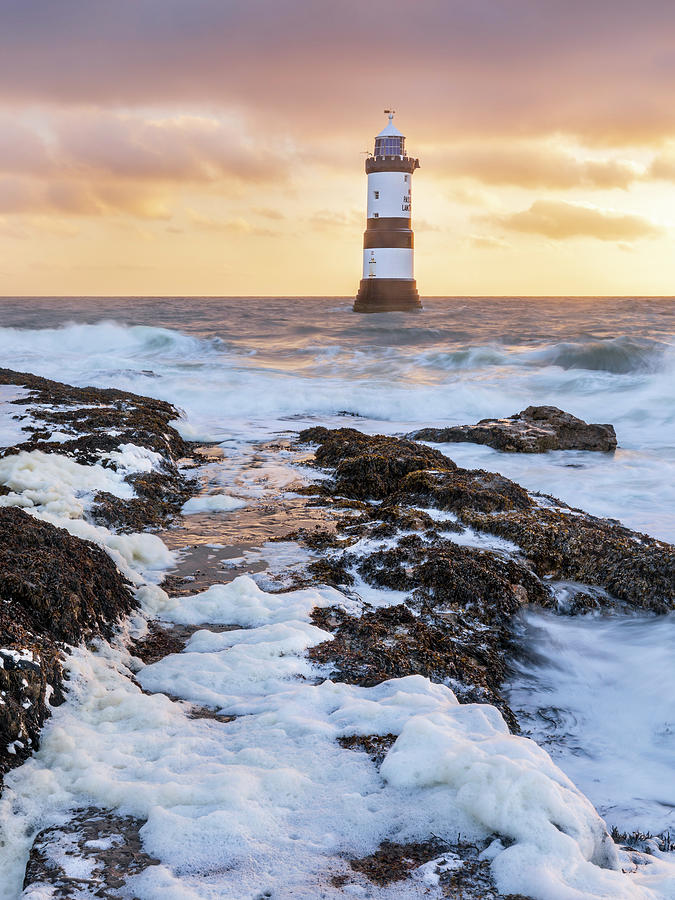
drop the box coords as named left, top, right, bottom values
left=0, top=295, right=673, bottom=898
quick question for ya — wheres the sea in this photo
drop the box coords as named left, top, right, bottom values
left=0, top=295, right=673, bottom=898
left=1, top=295, right=673, bottom=539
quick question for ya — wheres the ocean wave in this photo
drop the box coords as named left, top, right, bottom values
left=0, top=320, right=224, bottom=363
left=412, top=336, right=673, bottom=375
left=529, top=336, right=673, bottom=374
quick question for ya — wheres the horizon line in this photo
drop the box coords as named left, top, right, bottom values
left=1, top=295, right=675, bottom=301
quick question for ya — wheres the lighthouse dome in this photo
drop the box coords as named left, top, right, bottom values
left=374, top=111, right=405, bottom=157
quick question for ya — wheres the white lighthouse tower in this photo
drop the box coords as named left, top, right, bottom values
left=353, top=110, right=421, bottom=313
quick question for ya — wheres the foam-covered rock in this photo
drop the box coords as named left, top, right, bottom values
left=0, top=506, right=134, bottom=783
left=0, top=368, right=197, bottom=529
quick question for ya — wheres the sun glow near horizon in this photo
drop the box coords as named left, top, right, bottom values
left=1, top=1, right=675, bottom=297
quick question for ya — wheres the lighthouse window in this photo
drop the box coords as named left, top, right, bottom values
left=373, top=190, right=379, bottom=199
left=373, top=212, right=379, bottom=217
left=404, top=175, right=409, bottom=182
left=374, top=136, right=405, bottom=156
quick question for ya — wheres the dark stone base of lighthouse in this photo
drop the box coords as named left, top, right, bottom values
left=353, top=279, right=422, bottom=313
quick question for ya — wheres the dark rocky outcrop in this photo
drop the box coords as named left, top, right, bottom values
left=0, top=368, right=196, bottom=529
left=0, top=370, right=202, bottom=787
left=297, top=427, right=674, bottom=726
left=302, top=425, right=455, bottom=499
left=409, top=405, right=617, bottom=453
left=458, top=505, right=673, bottom=613
left=0, top=507, right=135, bottom=784
left=299, top=427, right=671, bottom=610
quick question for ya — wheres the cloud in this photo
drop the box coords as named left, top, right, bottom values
left=186, top=209, right=278, bottom=236
left=466, top=233, right=511, bottom=250
left=0, top=119, right=54, bottom=175
left=447, top=184, right=498, bottom=208
left=0, top=110, right=298, bottom=219
left=253, top=207, right=286, bottom=220
left=415, top=219, right=442, bottom=233
left=2, top=1, right=675, bottom=143
left=0, top=175, right=170, bottom=218
left=433, top=144, right=643, bottom=189
left=0, top=109, right=295, bottom=187
left=491, top=199, right=665, bottom=241
left=54, top=112, right=295, bottom=183
left=647, top=151, right=675, bottom=181
left=308, top=210, right=362, bottom=230
left=0, top=212, right=80, bottom=240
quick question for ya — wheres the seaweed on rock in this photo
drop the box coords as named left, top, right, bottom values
left=298, top=427, right=675, bottom=731
left=0, top=507, right=135, bottom=783
left=0, top=367, right=196, bottom=529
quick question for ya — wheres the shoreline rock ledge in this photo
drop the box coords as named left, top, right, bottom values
left=409, top=405, right=617, bottom=453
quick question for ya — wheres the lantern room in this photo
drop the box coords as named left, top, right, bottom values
left=373, top=111, right=406, bottom=157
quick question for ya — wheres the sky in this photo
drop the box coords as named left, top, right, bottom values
left=2, top=0, right=675, bottom=296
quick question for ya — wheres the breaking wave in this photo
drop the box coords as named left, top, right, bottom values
left=415, top=336, right=673, bottom=375
left=528, top=336, right=673, bottom=374
left=0, top=320, right=225, bottom=366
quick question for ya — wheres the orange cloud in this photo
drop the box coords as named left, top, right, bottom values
left=186, top=209, right=278, bottom=236
left=432, top=145, right=643, bottom=190
left=466, top=233, right=511, bottom=250
left=308, top=210, right=362, bottom=230
left=0, top=175, right=170, bottom=218
left=2, top=1, right=675, bottom=295
left=55, top=112, right=295, bottom=183
left=0, top=111, right=299, bottom=220
left=491, top=200, right=665, bottom=241
left=647, top=151, right=675, bottom=181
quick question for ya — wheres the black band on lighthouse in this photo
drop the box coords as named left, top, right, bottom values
left=365, top=216, right=412, bottom=231
left=364, top=230, right=413, bottom=250
left=354, top=278, right=421, bottom=313
left=365, top=157, right=420, bottom=175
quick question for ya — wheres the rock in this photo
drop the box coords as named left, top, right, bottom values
left=0, top=507, right=135, bottom=784
left=0, top=366, right=198, bottom=787
left=300, top=426, right=455, bottom=499
left=345, top=835, right=523, bottom=898
left=302, top=428, right=672, bottom=612
left=348, top=837, right=454, bottom=886
left=23, top=807, right=159, bottom=898
left=0, top=367, right=197, bottom=529
left=0, top=507, right=135, bottom=643
left=298, top=427, right=674, bottom=729
left=459, top=505, right=674, bottom=612
left=409, top=405, right=617, bottom=453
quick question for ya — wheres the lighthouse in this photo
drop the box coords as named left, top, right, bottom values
left=353, top=111, right=422, bottom=313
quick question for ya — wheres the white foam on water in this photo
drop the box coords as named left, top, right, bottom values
left=42, top=431, right=74, bottom=443
left=100, top=443, right=164, bottom=475
left=181, top=493, right=246, bottom=514
left=414, top=507, right=522, bottom=555
left=345, top=569, right=412, bottom=610
left=3, top=570, right=674, bottom=899
left=0, top=449, right=175, bottom=584
left=0, top=448, right=670, bottom=897
left=0, top=450, right=135, bottom=518
left=39, top=512, right=175, bottom=585
left=0, top=385, right=32, bottom=448
left=506, top=609, right=675, bottom=838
